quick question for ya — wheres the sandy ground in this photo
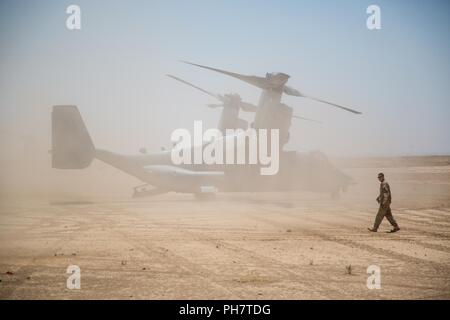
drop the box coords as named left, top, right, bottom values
left=0, top=161, right=449, bottom=299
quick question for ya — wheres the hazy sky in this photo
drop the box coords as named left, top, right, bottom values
left=1, top=0, right=449, bottom=157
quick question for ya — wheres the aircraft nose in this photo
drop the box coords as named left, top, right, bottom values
left=341, top=171, right=355, bottom=186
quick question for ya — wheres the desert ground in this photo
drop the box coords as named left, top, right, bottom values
left=0, top=156, right=449, bottom=299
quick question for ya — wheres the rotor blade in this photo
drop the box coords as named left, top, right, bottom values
left=180, top=61, right=271, bottom=90
left=206, top=103, right=224, bottom=109
left=166, top=74, right=222, bottom=101
left=283, top=85, right=303, bottom=97
left=283, top=85, right=362, bottom=114
left=238, top=101, right=258, bottom=112
left=292, top=115, right=322, bottom=123
left=303, top=95, right=362, bottom=114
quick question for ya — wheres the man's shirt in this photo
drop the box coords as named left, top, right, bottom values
left=379, top=181, right=392, bottom=206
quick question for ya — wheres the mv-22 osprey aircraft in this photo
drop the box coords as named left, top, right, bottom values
left=51, top=62, right=361, bottom=198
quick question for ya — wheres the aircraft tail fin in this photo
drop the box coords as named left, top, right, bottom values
left=51, top=105, right=95, bottom=169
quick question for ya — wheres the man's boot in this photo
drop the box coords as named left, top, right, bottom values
left=388, top=226, right=400, bottom=233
